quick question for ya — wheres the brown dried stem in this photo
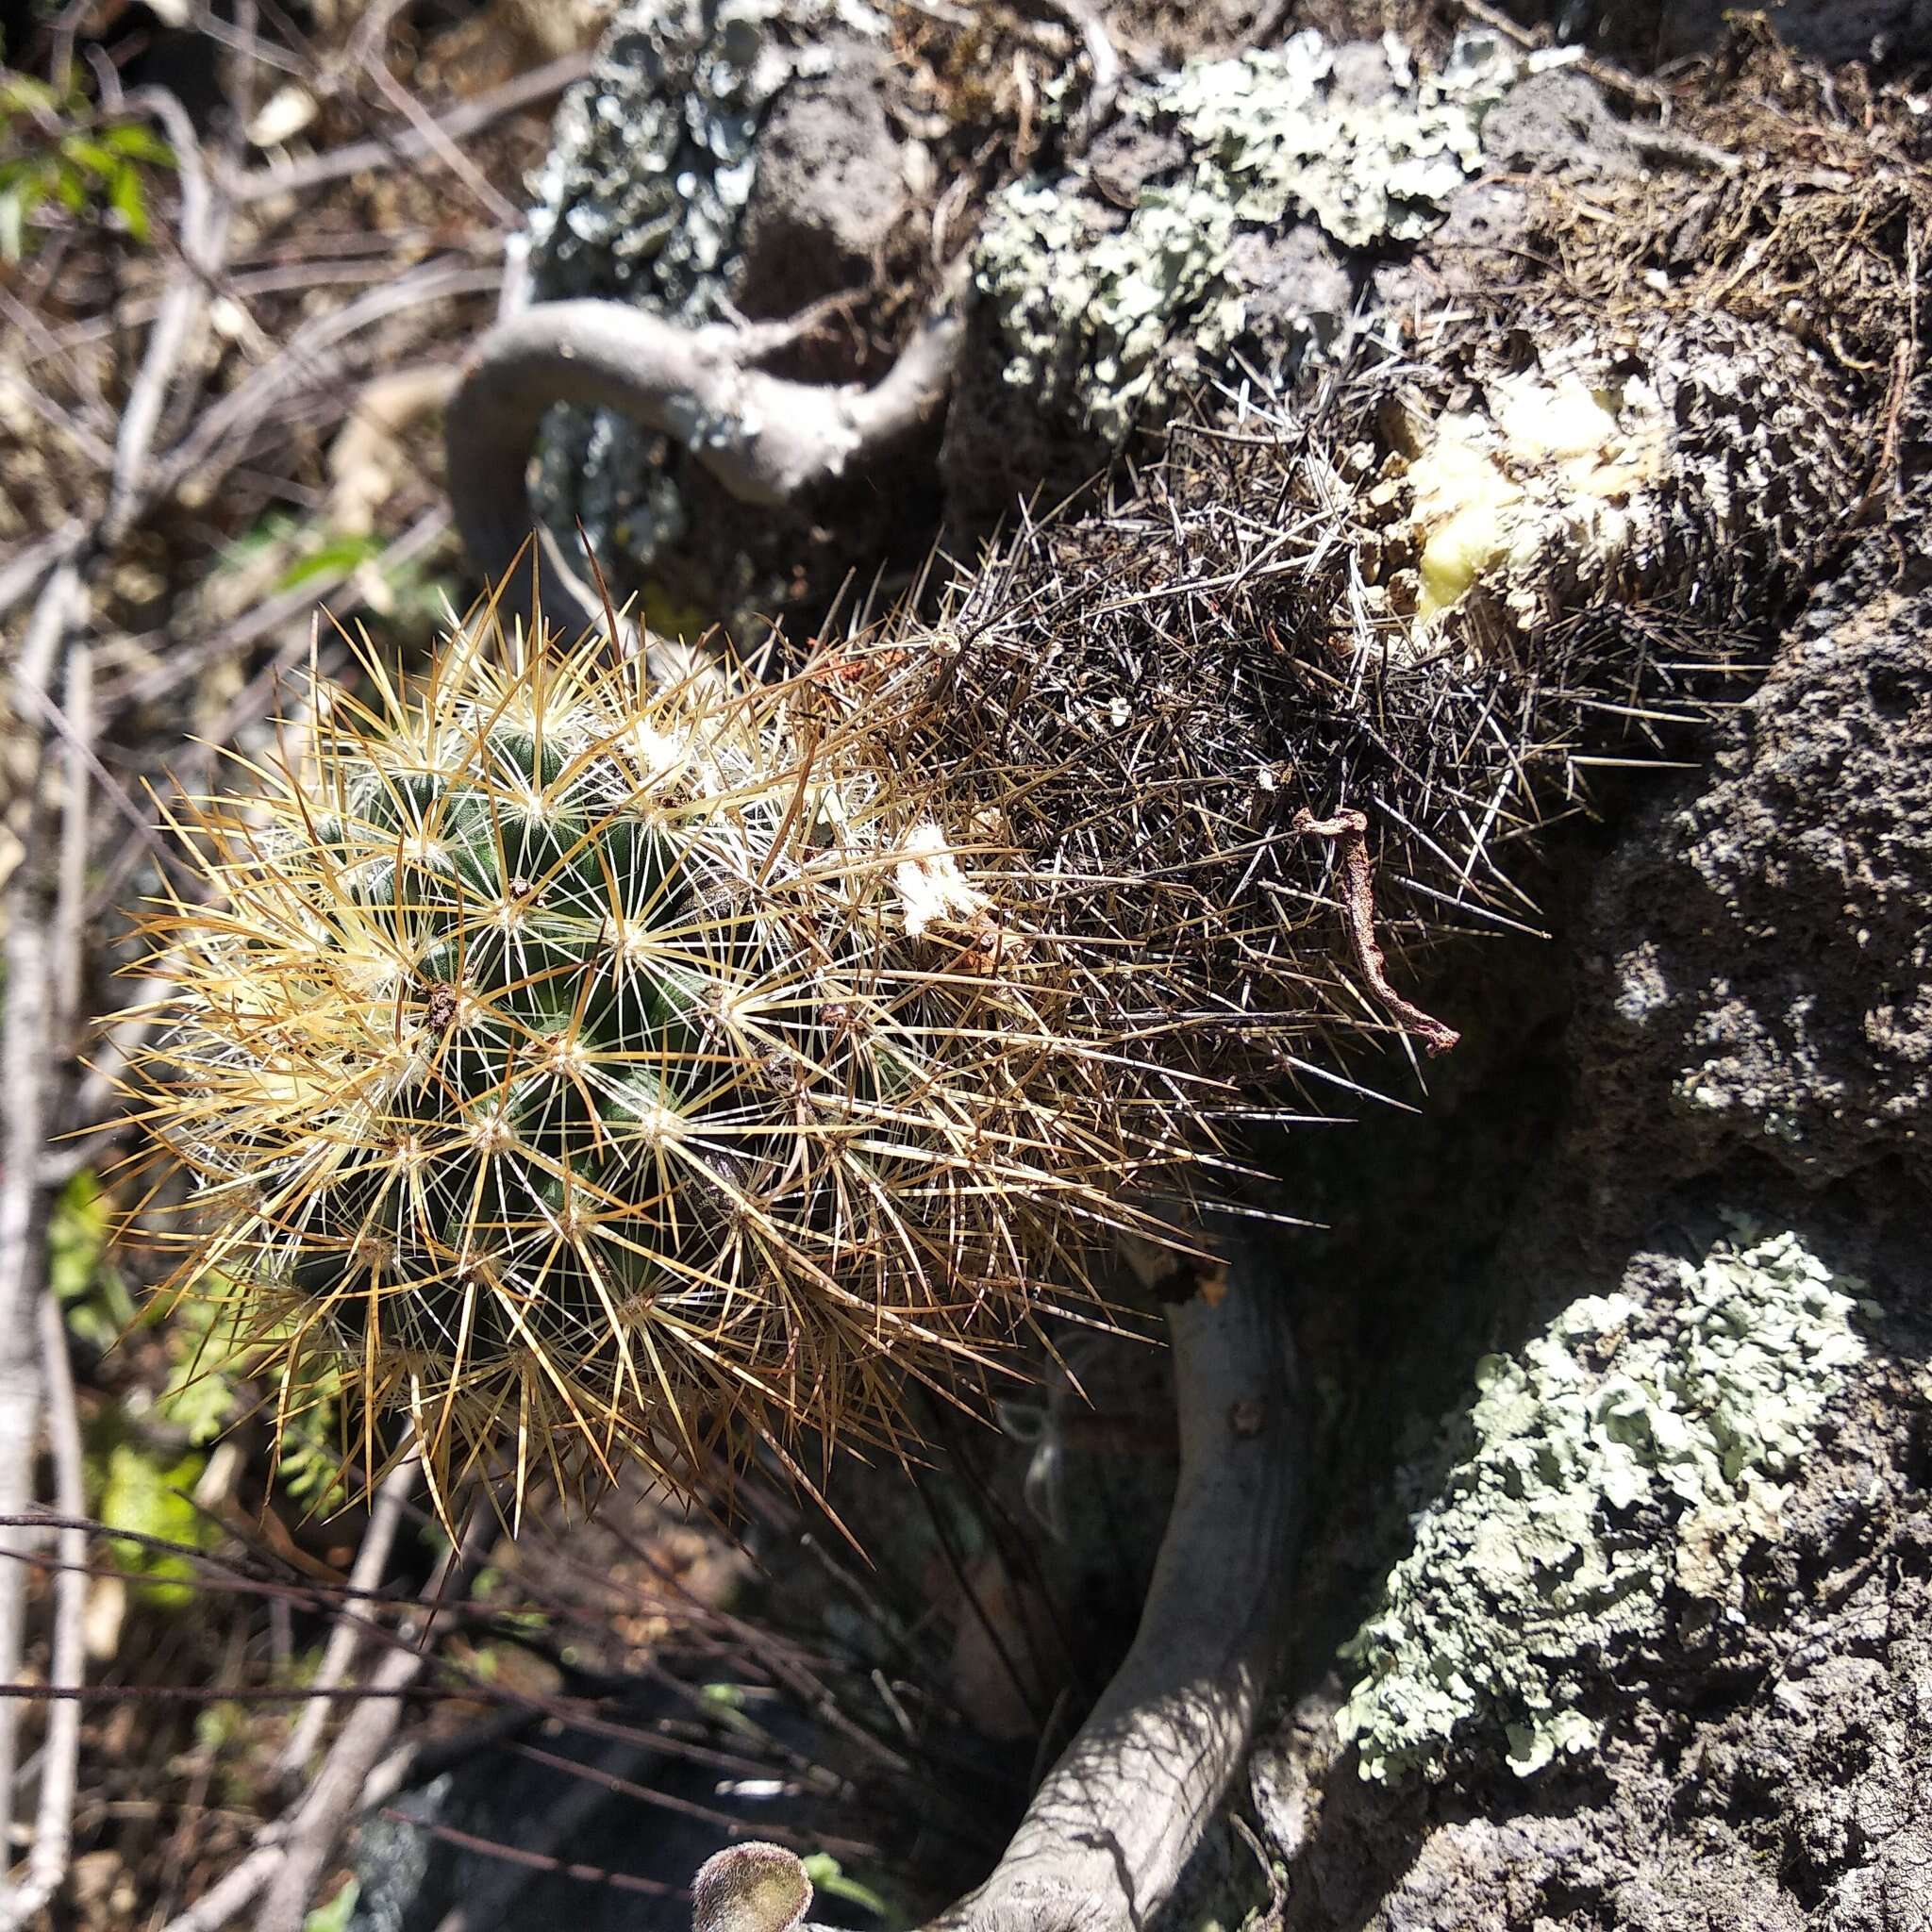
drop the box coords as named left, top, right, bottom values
left=1291, top=808, right=1460, bottom=1058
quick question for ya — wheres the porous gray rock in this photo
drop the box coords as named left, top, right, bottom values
left=733, top=50, right=905, bottom=319
left=1582, top=544, right=1932, bottom=1198
left=1255, top=1332, right=1932, bottom=1932
left=1244, top=397, right=1932, bottom=1932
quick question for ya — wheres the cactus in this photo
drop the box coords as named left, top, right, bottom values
left=128, top=607, right=1192, bottom=1521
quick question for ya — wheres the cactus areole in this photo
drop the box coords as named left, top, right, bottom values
left=125, top=604, right=1218, bottom=1522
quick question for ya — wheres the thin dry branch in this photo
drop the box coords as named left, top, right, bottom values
left=0, top=564, right=80, bottom=1908
left=0, top=77, right=237, bottom=1916
left=0, top=1297, right=89, bottom=1932
left=98, top=91, right=228, bottom=550
left=444, top=275, right=967, bottom=641
left=273, top=1456, right=421, bottom=1784
left=0, top=521, right=85, bottom=631
left=1291, top=808, right=1461, bottom=1058
left=53, top=641, right=92, bottom=1030
left=253, top=1503, right=491, bottom=1932
left=692, top=1250, right=1300, bottom=1932
left=429, top=1732, right=660, bottom=1932
left=237, top=49, right=591, bottom=205
left=158, top=1709, right=535, bottom=1932
left=361, top=60, right=521, bottom=227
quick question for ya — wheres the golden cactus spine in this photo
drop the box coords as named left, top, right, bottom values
left=124, top=606, right=1198, bottom=1522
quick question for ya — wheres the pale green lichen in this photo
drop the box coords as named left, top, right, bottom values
left=974, top=29, right=1535, bottom=443
left=1151, top=31, right=1511, bottom=250
left=973, top=178, right=1243, bottom=446
left=1338, top=1227, right=1868, bottom=1783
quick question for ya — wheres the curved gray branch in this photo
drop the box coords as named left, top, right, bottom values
left=445, top=288, right=965, bottom=643
left=692, top=1250, right=1301, bottom=1932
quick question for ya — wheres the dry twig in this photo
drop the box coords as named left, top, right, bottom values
left=272, top=1457, right=422, bottom=1784
left=239, top=49, right=591, bottom=205
left=0, top=1299, right=90, bottom=1932
left=444, top=270, right=969, bottom=641
left=0, top=72, right=236, bottom=1918
left=1291, top=808, right=1461, bottom=1058
left=252, top=1504, right=491, bottom=1932
left=0, top=566, right=80, bottom=1915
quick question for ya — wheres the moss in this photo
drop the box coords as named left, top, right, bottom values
left=973, top=29, right=1530, bottom=443
left=99, top=1442, right=214, bottom=1608
left=1337, top=1226, right=1869, bottom=1782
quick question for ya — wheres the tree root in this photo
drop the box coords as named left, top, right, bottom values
left=692, top=1250, right=1301, bottom=1932
left=443, top=282, right=966, bottom=646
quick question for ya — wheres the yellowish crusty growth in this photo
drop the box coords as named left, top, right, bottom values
left=125, top=604, right=1200, bottom=1524
left=1406, top=365, right=1666, bottom=623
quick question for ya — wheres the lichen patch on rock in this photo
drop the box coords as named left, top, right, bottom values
left=523, top=0, right=894, bottom=596
left=972, top=29, right=1547, bottom=444
left=1338, top=1227, right=1869, bottom=1783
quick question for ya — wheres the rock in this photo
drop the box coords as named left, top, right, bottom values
left=1582, top=558, right=1932, bottom=1196
left=734, top=49, right=906, bottom=320
left=1246, top=393, right=1932, bottom=1932
left=1574, top=0, right=1932, bottom=66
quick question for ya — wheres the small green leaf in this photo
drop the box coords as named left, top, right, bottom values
left=800, top=1855, right=890, bottom=1918
left=219, top=509, right=303, bottom=568
left=158, top=1358, right=237, bottom=1446
left=106, top=159, right=149, bottom=242
left=275, top=533, right=385, bottom=592
left=98, top=1444, right=213, bottom=1608
left=0, top=76, right=60, bottom=117
left=102, top=123, right=176, bottom=167
left=60, top=137, right=118, bottom=180
left=302, top=1878, right=359, bottom=1932
left=50, top=1171, right=136, bottom=1351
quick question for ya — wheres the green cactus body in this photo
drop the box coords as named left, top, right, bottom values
left=135, top=620, right=1174, bottom=1518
